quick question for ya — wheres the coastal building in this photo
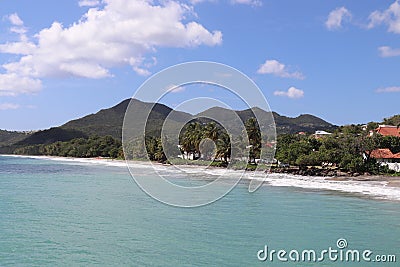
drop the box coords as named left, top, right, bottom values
left=370, top=148, right=400, bottom=163
left=371, top=125, right=400, bottom=137
left=178, top=151, right=200, bottom=160
left=313, top=130, right=332, bottom=139
left=368, top=125, right=400, bottom=172
left=370, top=148, right=400, bottom=172
left=177, top=145, right=200, bottom=160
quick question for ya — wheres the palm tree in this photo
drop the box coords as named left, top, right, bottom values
left=204, top=122, right=220, bottom=141
left=180, top=122, right=204, bottom=159
left=154, top=138, right=166, bottom=162
left=145, top=136, right=158, bottom=161
left=216, top=132, right=231, bottom=163
left=245, top=118, right=261, bottom=163
left=180, top=123, right=195, bottom=158
left=192, top=122, right=204, bottom=158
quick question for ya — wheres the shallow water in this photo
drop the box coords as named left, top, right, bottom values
left=0, top=156, right=399, bottom=266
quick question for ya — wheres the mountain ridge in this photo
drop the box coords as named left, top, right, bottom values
left=0, top=98, right=337, bottom=151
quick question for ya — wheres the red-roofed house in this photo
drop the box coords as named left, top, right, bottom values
left=369, top=126, right=400, bottom=172
left=370, top=148, right=400, bottom=172
left=370, top=148, right=400, bottom=163
left=374, top=125, right=400, bottom=137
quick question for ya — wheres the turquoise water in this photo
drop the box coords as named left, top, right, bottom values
left=0, top=156, right=399, bottom=266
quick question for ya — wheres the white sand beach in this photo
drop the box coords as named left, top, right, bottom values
left=2, top=154, right=400, bottom=201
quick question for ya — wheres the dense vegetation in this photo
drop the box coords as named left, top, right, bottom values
left=179, top=121, right=231, bottom=162
left=14, top=135, right=123, bottom=158
left=276, top=125, right=400, bottom=174
left=122, top=118, right=263, bottom=165
left=135, top=117, right=400, bottom=174
left=383, top=115, right=400, bottom=127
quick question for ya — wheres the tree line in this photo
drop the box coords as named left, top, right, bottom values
left=12, top=115, right=400, bottom=175
left=276, top=125, right=400, bottom=173
left=178, top=118, right=262, bottom=163
left=121, top=118, right=262, bottom=164
left=14, top=135, right=123, bottom=158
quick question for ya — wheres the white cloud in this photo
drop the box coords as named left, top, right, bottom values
left=78, top=0, right=101, bottom=7
left=257, top=59, right=304, bottom=79
left=10, top=27, right=27, bottom=35
left=8, top=13, right=24, bottom=26
left=274, top=87, right=304, bottom=99
left=0, top=0, right=222, bottom=96
left=0, top=103, right=20, bottom=110
left=231, top=0, right=262, bottom=7
left=0, top=73, right=42, bottom=96
left=0, top=42, right=36, bottom=55
left=325, top=7, right=352, bottom=30
left=190, top=0, right=261, bottom=6
left=368, top=0, right=400, bottom=34
left=165, top=84, right=186, bottom=93
left=190, top=0, right=211, bottom=4
left=378, top=46, right=400, bottom=57
left=5, top=13, right=27, bottom=37
left=376, top=86, right=400, bottom=93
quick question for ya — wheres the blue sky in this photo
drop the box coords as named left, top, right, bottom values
left=0, top=0, right=400, bottom=130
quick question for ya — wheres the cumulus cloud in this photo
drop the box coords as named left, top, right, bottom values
left=0, top=0, right=222, bottom=96
left=0, top=73, right=42, bottom=96
left=378, top=46, right=400, bottom=57
left=0, top=103, right=20, bottom=110
left=257, top=59, right=304, bottom=79
left=368, top=0, right=400, bottom=34
left=78, top=0, right=101, bottom=7
left=274, top=87, right=304, bottom=99
left=325, top=7, right=352, bottom=30
left=376, top=86, right=400, bottom=93
left=0, top=41, right=36, bottom=55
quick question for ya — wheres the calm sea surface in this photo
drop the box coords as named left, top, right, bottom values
left=0, top=156, right=399, bottom=266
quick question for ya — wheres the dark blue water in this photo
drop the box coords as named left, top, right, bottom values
left=0, top=156, right=399, bottom=266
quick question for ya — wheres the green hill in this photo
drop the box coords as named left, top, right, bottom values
left=0, top=99, right=337, bottom=154
left=15, top=128, right=88, bottom=146
left=0, top=130, right=29, bottom=147
left=198, top=106, right=336, bottom=135
left=60, top=99, right=131, bottom=139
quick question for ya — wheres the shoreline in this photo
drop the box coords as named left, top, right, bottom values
left=2, top=154, right=400, bottom=183
left=327, top=175, right=400, bottom=187
left=2, top=154, right=400, bottom=201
